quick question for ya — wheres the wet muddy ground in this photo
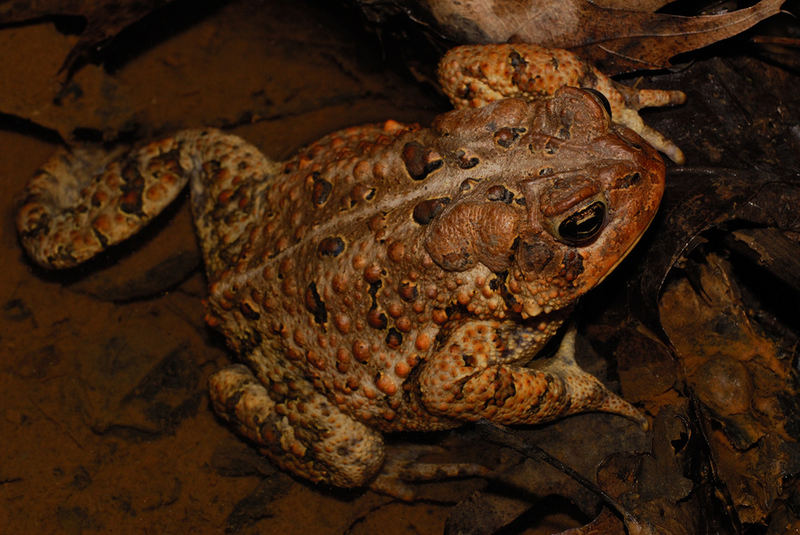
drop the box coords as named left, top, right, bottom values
left=0, top=1, right=483, bottom=533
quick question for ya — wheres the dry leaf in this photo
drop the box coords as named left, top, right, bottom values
left=405, top=0, right=786, bottom=73
left=660, top=254, right=800, bottom=525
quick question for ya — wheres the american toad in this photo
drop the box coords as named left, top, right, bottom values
left=17, top=45, right=671, bottom=498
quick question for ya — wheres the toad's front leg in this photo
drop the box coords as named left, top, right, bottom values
left=438, top=44, right=686, bottom=164
left=418, top=320, right=647, bottom=428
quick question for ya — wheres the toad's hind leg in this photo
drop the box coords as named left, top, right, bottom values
left=208, top=364, right=386, bottom=489
left=16, top=129, right=279, bottom=273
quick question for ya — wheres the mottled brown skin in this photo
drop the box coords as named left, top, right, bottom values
left=18, top=87, right=665, bottom=496
left=205, top=89, right=662, bottom=492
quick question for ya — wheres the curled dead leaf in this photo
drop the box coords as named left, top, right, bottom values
left=364, top=0, right=786, bottom=74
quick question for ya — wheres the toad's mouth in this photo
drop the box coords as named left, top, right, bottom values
left=593, top=205, right=657, bottom=288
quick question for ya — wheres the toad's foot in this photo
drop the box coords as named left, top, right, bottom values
left=541, top=327, right=648, bottom=429
left=16, top=129, right=280, bottom=275
left=419, top=322, right=649, bottom=429
left=438, top=44, right=686, bottom=164
left=371, top=444, right=491, bottom=501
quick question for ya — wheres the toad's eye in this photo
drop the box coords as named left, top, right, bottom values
left=557, top=200, right=606, bottom=245
left=583, top=88, right=612, bottom=118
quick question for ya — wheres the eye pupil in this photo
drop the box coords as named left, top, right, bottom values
left=558, top=201, right=606, bottom=245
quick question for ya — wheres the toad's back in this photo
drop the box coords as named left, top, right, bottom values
left=201, top=92, right=664, bottom=432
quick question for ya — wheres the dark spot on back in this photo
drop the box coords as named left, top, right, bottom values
left=385, top=328, right=403, bottom=348
left=402, top=142, right=443, bottom=181
left=460, top=178, right=480, bottom=191
left=318, top=236, right=345, bottom=257
left=239, top=301, right=260, bottom=320
left=487, top=185, right=514, bottom=204
left=398, top=281, right=418, bottom=302
left=304, top=283, right=327, bottom=325
left=367, top=307, right=388, bottom=330
left=454, top=149, right=480, bottom=169
left=311, top=173, right=333, bottom=205
left=494, top=127, right=526, bottom=148
left=413, top=197, right=450, bottom=225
